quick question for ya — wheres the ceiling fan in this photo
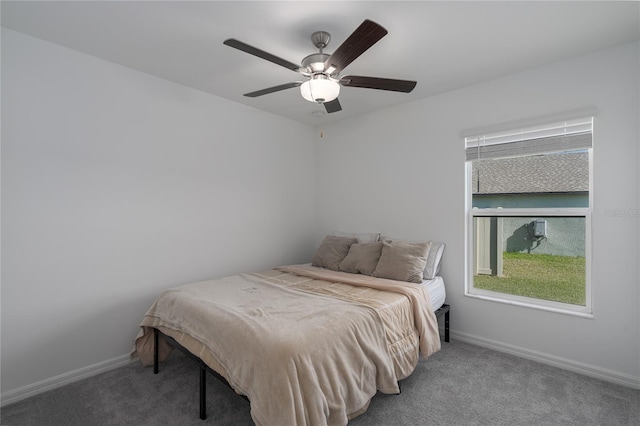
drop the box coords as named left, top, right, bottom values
left=223, top=19, right=417, bottom=114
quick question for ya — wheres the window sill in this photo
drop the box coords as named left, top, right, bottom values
left=465, top=290, right=594, bottom=318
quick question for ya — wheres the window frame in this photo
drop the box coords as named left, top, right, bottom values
left=464, top=128, right=594, bottom=318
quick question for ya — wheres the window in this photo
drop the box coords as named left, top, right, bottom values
left=465, top=116, right=593, bottom=316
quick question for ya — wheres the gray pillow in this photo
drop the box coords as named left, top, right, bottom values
left=339, top=241, right=384, bottom=275
left=311, top=236, right=358, bottom=271
left=373, top=240, right=429, bottom=283
left=381, top=236, right=445, bottom=280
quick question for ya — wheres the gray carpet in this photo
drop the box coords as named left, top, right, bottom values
left=2, top=340, right=639, bottom=425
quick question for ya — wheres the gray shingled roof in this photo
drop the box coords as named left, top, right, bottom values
left=472, top=152, right=589, bottom=194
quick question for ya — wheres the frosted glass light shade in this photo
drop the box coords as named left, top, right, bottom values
left=300, top=75, right=340, bottom=103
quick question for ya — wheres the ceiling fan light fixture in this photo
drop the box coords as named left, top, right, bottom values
left=300, top=75, right=340, bottom=104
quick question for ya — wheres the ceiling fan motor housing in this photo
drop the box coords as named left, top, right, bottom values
left=301, top=53, right=331, bottom=73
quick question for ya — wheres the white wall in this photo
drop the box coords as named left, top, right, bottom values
left=1, top=29, right=316, bottom=397
left=315, top=42, right=640, bottom=387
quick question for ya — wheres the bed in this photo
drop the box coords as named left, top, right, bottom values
left=132, top=235, right=447, bottom=425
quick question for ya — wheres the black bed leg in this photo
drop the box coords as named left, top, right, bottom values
left=200, top=362, right=207, bottom=420
left=444, top=310, right=450, bottom=343
left=153, top=328, right=159, bottom=374
left=435, top=304, right=451, bottom=343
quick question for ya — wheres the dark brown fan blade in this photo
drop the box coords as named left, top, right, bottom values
left=323, top=98, right=342, bottom=113
left=339, top=75, right=417, bottom=93
left=323, top=20, right=388, bottom=74
left=224, top=39, right=301, bottom=72
left=244, top=82, right=302, bottom=98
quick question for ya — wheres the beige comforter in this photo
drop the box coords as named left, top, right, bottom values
left=132, top=265, right=441, bottom=426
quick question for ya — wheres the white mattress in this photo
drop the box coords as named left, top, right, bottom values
left=421, top=276, right=446, bottom=311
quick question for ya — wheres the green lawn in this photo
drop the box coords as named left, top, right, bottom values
left=474, top=252, right=586, bottom=305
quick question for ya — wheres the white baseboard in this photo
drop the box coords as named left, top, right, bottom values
left=451, top=330, right=640, bottom=390
left=1, top=353, right=135, bottom=407
left=3, top=333, right=639, bottom=407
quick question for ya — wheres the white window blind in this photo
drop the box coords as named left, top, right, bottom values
left=465, top=117, right=593, bottom=161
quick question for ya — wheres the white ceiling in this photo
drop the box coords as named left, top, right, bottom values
left=2, top=1, right=639, bottom=126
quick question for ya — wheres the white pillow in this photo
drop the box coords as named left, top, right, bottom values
left=424, top=241, right=445, bottom=279
left=332, top=231, right=380, bottom=244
